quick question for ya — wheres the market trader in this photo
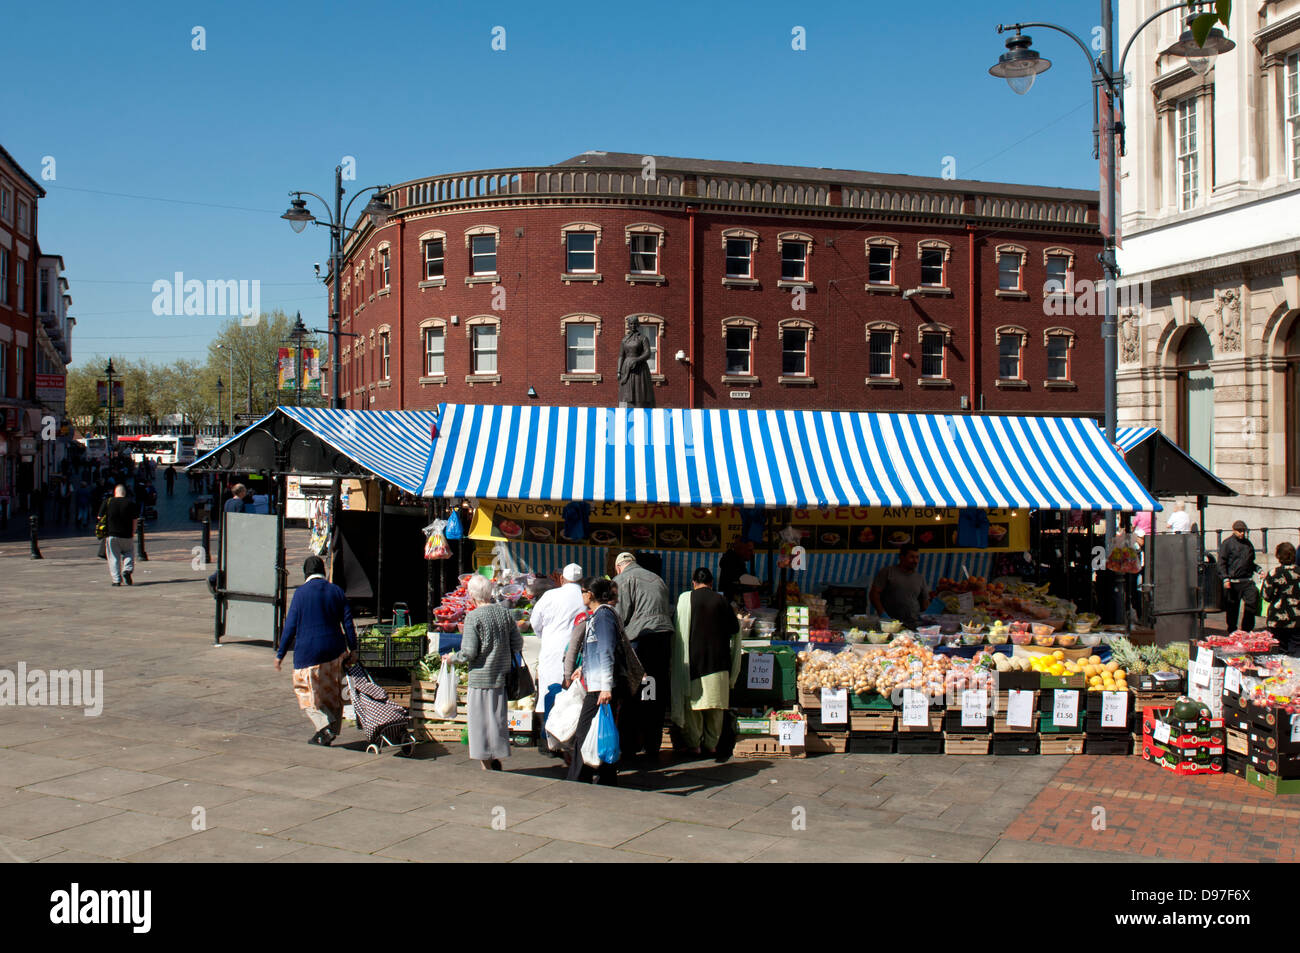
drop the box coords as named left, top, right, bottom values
left=718, top=536, right=755, bottom=604
left=870, top=545, right=931, bottom=629
left=614, top=552, right=674, bottom=759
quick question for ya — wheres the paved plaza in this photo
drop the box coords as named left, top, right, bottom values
left=0, top=493, right=1292, bottom=863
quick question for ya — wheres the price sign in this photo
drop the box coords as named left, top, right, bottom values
left=776, top=719, right=806, bottom=746
left=1291, top=714, right=1300, bottom=745
left=901, top=689, right=929, bottom=727
left=821, top=688, right=848, bottom=724
left=1101, top=691, right=1128, bottom=728
left=1006, top=689, right=1034, bottom=728
left=1153, top=721, right=1171, bottom=745
left=1196, top=646, right=1213, bottom=670
left=1053, top=689, right=1079, bottom=727
left=746, top=653, right=775, bottom=690
left=1224, top=666, right=1242, bottom=695
left=1190, top=658, right=1211, bottom=688
left=957, top=593, right=975, bottom=614
left=507, top=709, right=532, bottom=732
left=961, top=690, right=988, bottom=728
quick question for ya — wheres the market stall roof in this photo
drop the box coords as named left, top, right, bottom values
left=1115, top=426, right=1236, bottom=498
left=424, top=404, right=1161, bottom=511
left=189, top=407, right=438, bottom=495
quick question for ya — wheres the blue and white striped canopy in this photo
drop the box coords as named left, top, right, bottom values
left=423, top=404, right=1160, bottom=512
left=1115, top=426, right=1157, bottom=454
left=191, top=407, right=439, bottom=495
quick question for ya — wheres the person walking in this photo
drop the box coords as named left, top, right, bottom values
left=442, top=575, right=523, bottom=771
left=74, top=481, right=91, bottom=531
left=224, top=484, right=249, bottom=516
left=1218, top=521, right=1259, bottom=632
left=1261, top=542, right=1300, bottom=655
left=671, top=567, right=742, bottom=757
left=530, top=563, right=587, bottom=750
left=101, top=485, right=139, bottom=586
left=613, top=551, right=674, bottom=760
left=164, top=464, right=176, bottom=496
left=568, top=577, right=622, bottom=785
left=274, top=556, right=358, bottom=745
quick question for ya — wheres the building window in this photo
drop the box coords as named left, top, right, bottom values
left=629, top=233, right=659, bottom=274
left=0, top=249, right=8, bottom=307
left=1177, top=96, right=1199, bottom=210
left=380, top=248, right=390, bottom=288
left=868, top=330, right=895, bottom=377
left=1047, top=333, right=1071, bottom=380
left=781, top=241, right=808, bottom=281
left=565, top=323, right=597, bottom=373
left=1045, top=254, right=1070, bottom=293
left=634, top=319, right=661, bottom=374
left=997, top=249, right=1024, bottom=291
left=867, top=243, right=895, bottom=284
left=423, top=238, right=445, bottom=279
left=566, top=232, right=596, bottom=273
left=0, top=185, right=9, bottom=223
left=921, top=332, right=945, bottom=378
left=14, top=261, right=23, bottom=312
left=725, top=238, right=753, bottom=278
left=16, top=200, right=28, bottom=235
left=380, top=331, right=391, bottom=379
left=0, top=345, right=6, bottom=397
left=424, top=327, right=445, bottom=376
left=920, top=247, right=945, bottom=286
left=725, top=326, right=753, bottom=375
left=780, top=326, right=809, bottom=376
left=998, top=332, right=1023, bottom=379
left=471, top=324, right=498, bottom=374
left=1287, top=53, right=1300, bottom=181
left=470, top=234, right=497, bottom=275
left=39, top=267, right=49, bottom=313
left=15, top=346, right=24, bottom=397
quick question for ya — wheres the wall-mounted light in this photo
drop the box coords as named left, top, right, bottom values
left=675, top=349, right=688, bottom=364
left=527, top=386, right=538, bottom=398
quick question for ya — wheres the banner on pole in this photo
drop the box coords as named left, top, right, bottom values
left=278, top=348, right=296, bottom=391
left=302, top=347, right=321, bottom=393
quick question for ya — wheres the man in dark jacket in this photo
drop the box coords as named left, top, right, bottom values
left=274, top=556, right=358, bottom=745
left=1218, top=520, right=1258, bottom=632
left=614, top=551, right=674, bottom=759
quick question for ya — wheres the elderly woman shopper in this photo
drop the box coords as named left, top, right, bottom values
left=443, top=575, right=523, bottom=771
left=1261, top=542, right=1300, bottom=655
left=671, top=567, right=742, bottom=757
left=275, top=556, right=358, bottom=746
left=567, top=577, right=622, bottom=785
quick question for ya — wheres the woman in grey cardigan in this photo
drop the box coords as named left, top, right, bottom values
left=443, top=575, right=524, bottom=770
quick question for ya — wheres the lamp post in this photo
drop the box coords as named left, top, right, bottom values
left=286, top=312, right=310, bottom=408
left=215, top=343, right=234, bottom=429
left=281, top=170, right=392, bottom=410
left=103, top=359, right=116, bottom=459
left=215, top=377, right=224, bottom=436
left=988, top=2, right=1233, bottom=542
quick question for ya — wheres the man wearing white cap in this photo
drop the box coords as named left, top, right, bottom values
left=531, top=563, right=588, bottom=751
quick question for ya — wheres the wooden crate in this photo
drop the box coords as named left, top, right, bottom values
left=944, top=733, right=992, bottom=755
left=1039, top=734, right=1084, bottom=755
left=804, top=731, right=850, bottom=754
left=849, top=710, right=896, bottom=733
left=412, top=721, right=466, bottom=743
left=1133, top=690, right=1180, bottom=711
left=896, top=709, right=944, bottom=732
left=992, top=711, right=1040, bottom=733
left=797, top=686, right=822, bottom=709
left=732, top=737, right=806, bottom=759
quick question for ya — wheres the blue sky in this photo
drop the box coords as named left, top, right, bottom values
left=4, top=0, right=1102, bottom=368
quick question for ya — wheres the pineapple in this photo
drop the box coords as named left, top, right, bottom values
left=1110, top=637, right=1140, bottom=670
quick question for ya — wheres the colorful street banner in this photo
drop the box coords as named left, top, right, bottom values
left=468, top=500, right=1030, bottom=553
left=302, top=347, right=321, bottom=393
left=278, top=347, right=296, bottom=391
left=95, top=380, right=124, bottom=408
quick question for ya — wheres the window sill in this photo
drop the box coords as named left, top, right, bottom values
left=377, top=287, right=391, bottom=298
left=995, top=289, right=1030, bottom=299
left=913, top=286, right=952, bottom=297
left=562, top=273, right=602, bottom=284
left=377, top=380, right=392, bottom=389
left=865, top=376, right=901, bottom=387
left=995, top=378, right=1029, bottom=389
left=865, top=283, right=900, bottom=294
left=418, top=376, right=447, bottom=386
left=465, top=275, right=500, bottom=285
left=1043, top=380, right=1077, bottom=390
left=722, top=277, right=760, bottom=288
left=465, top=375, right=501, bottom=385
left=721, top=374, right=759, bottom=385
left=561, top=373, right=603, bottom=384
left=917, top=377, right=952, bottom=388
left=367, top=383, right=376, bottom=391
left=650, top=374, right=667, bottom=384
left=777, top=279, right=814, bottom=290
left=778, top=376, right=816, bottom=385
left=626, top=273, right=665, bottom=285
left=418, top=278, right=446, bottom=290
left=368, top=293, right=376, bottom=302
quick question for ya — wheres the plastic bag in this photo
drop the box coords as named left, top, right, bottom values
left=580, top=715, right=602, bottom=767
left=595, top=702, right=620, bottom=764
left=424, top=530, right=450, bottom=560
left=1106, top=532, right=1142, bottom=574
left=545, top=681, right=585, bottom=745
left=434, top=659, right=459, bottom=719
left=445, top=509, right=463, bottom=540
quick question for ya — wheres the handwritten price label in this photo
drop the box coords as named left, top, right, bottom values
left=746, top=654, right=775, bottom=691
left=1153, top=721, right=1171, bottom=745
left=961, top=690, right=988, bottom=728
left=1291, top=714, right=1300, bottom=745
left=777, top=719, right=806, bottom=746
left=901, top=689, right=929, bottom=727
left=1053, top=689, right=1079, bottom=727
left=821, top=688, right=848, bottom=724
left=1006, top=690, right=1034, bottom=728
left=1101, top=691, right=1128, bottom=728
left=1224, top=667, right=1242, bottom=695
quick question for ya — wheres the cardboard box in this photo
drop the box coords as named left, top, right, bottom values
left=943, top=733, right=991, bottom=755
left=1226, top=728, right=1249, bottom=756
left=340, top=478, right=380, bottom=512
left=1245, top=766, right=1300, bottom=796
left=1039, top=734, right=1084, bottom=755
left=1084, top=733, right=1133, bottom=756
left=896, top=733, right=943, bottom=754
left=1244, top=709, right=1300, bottom=753
left=848, top=735, right=896, bottom=754
left=1247, top=748, right=1300, bottom=779
left=991, top=734, right=1039, bottom=755
left=849, top=710, right=896, bottom=733
left=804, top=731, right=850, bottom=754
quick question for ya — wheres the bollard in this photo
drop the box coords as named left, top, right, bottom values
left=137, top=517, right=148, bottom=561
left=201, top=516, right=211, bottom=565
left=29, top=515, right=42, bottom=560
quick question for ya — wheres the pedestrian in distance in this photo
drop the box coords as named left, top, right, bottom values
left=74, top=481, right=91, bottom=531
left=442, top=574, right=524, bottom=771
left=1218, top=521, right=1259, bottom=632
left=101, top=485, right=139, bottom=586
left=274, top=556, right=358, bottom=746
left=671, top=567, right=742, bottom=757
left=164, top=464, right=176, bottom=496
left=224, top=484, right=249, bottom=515
left=1261, top=542, right=1300, bottom=656
left=613, top=551, right=675, bottom=760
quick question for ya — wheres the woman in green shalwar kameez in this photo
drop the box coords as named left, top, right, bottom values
left=671, top=567, right=742, bottom=755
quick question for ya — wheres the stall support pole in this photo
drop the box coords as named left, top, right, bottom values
left=376, top=479, right=386, bottom=623
left=425, top=499, right=438, bottom=626
left=1196, top=493, right=1208, bottom=636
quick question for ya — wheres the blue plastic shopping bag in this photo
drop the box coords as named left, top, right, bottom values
left=595, top=702, right=620, bottom=764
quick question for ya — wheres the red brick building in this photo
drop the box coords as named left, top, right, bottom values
left=330, top=151, right=1102, bottom=416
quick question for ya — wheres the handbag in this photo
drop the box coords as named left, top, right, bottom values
left=505, top=649, right=536, bottom=702
left=613, top=620, right=646, bottom=698
left=95, top=500, right=109, bottom=540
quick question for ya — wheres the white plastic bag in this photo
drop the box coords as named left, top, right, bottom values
left=434, top=660, right=459, bottom=719
left=544, top=681, right=585, bottom=745
left=580, top=714, right=602, bottom=767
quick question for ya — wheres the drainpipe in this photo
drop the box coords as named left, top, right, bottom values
left=397, top=217, right=405, bottom=409
left=688, top=205, right=697, bottom=409
left=967, top=224, right=977, bottom=413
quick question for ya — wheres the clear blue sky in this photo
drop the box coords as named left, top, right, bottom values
left=3, top=0, right=1102, bottom=369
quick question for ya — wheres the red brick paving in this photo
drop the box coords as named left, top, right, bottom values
left=1004, top=756, right=1300, bottom=862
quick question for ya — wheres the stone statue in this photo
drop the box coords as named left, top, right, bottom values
left=617, top=316, right=655, bottom=408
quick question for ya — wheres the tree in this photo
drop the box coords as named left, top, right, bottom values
left=206, top=311, right=327, bottom=412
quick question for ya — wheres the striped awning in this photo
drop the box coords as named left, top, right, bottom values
left=1116, top=426, right=1156, bottom=453
left=190, top=407, right=438, bottom=495
left=423, top=404, right=1160, bottom=512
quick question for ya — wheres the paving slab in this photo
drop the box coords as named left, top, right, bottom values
left=0, top=749, right=92, bottom=787
left=980, top=839, right=1178, bottom=863
left=34, top=849, right=126, bottom=863
left=125, top=826, right=303, bottom=862
left=405, top=791, right=563, bottom=829
left=512, top=840, right=671, bottom=863
left=0, top=832, right=70, bottom=863
left=33, top=811, right=197, bottom=858
left=169, top=753, right=296, bottom=784
left=209, top=795, right=347, bottom=835
left=280, top=806, right=442, bottom=854
left=25, top=766, right=172, bottom=802
left=100, top=778, right=250, bottom=817
left=511, top=804, right=667, bottom=848
left=272, top=844, right=410, bottom=863
left=379, top=823, right=551, bottom=863
left=619, top=820, right=779, bottom=862
left=0, top=796, right=122, bottom=839
left=319, top=778, right=470, bottom=814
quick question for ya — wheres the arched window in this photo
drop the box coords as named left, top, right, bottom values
left=1287, top=321, right=1300, bottom=493
left=1175, top=324, right=1214, bottom=469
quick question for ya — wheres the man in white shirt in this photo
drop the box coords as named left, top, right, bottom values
left=531, top=563, right=587, bottom=750
left=1166, top=502, right=1190, bottom=534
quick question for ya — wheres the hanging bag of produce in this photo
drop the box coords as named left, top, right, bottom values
left=580, top=713, right=603, bottom=767
left=433, top=659, right=459, bottom=719
left=545, top=680, right=585, bottom=744
left=595, top=702, right=620, bottom=764
left=1105, top=531, right=1142, bottom=574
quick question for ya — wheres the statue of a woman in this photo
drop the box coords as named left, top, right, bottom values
left=617, top=317, right=655, bottom=408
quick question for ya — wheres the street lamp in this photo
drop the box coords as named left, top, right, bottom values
left=104, top=359, right=116, bottom=457
left=215, top=343, right=234, bottom=430
left=988, top=2, right=1234, bottom=543
left=215, top=377, right=224, bottom=436
left=281, top=171, right=392, bottom=410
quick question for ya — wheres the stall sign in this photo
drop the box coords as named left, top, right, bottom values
left=1101, top=691, right=1127, bottom=728
left=746, top=654, right=774, bottom=691
left=776, top=719, right=805, bottom=747
left=1224, top=667, right=1241, bottom=694
left=820, top=688, right=847, bottom=723
left=1005, top=689, right=1034, bottom=728
left=901, top=689, right=929, bottom=727
left=1053, top=689, right=1080, bottom=727
left=960, top=690, right=988, bottom=728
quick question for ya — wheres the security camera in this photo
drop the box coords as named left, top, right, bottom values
left=314, top=263, right=321, bottom=276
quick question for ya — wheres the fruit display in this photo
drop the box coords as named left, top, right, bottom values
left=808, top=629, right=844, bottom=645
left=1201, top=631, right=1280, bottom=653
left=1020, top=650, right=1128, bottom=690
left=1109, top=637, right=1189, bottom=677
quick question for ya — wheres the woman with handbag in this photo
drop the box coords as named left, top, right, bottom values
left=443, top=575, right=523, bottom=771
left=567, top=578, right=622, bottom=785
left=1261, top=542, right=1300, bottom=655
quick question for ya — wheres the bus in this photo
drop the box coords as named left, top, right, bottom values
left=76, top=436, right=108, bottom=462
left=117, top=434, right=197, bottom=466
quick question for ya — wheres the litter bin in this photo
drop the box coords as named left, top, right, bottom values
left=1201, top=556, right=1222, bottom=612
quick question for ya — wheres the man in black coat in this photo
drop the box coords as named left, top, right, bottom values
left=1218, top=520, right=1259, bottom=632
